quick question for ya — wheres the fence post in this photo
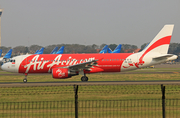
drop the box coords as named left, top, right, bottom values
left=74, top=85, right=79, bottom=118
left=161, top=84, right=165, bottom=118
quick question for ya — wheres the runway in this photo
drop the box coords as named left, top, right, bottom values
left=0, top=80, right=180, bottom=87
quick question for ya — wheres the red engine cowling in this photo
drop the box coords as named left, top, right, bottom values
left=52, top=68, right=71, bottom=79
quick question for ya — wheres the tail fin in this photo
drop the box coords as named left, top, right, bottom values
left=36, top=47, right=45, bottom=54
left=140, top=25, right=174, bottom=55
left=34, top=50, right=39, bottom=54
left=108, top=48, right=112, bottom=53
left=99, top=45, right=108, bottom=53
left=113, top=44, right=122, bottom=53
left=56, top=46, right=64, bottom=54
left=4, top=49, right=12, bottom=58
left=50, top=47, right=58, bottom=54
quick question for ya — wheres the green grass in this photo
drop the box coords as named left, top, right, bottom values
left=0, top=67, right=180, bottom=117
left=0, top=67, right=180, bottom=82
left=0, top=67, right=180, bottom=102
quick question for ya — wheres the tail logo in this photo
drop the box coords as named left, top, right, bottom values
left=56, top=69, right=65, bottom=77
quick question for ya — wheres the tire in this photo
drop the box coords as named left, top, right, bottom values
left=81, top=76, right=88, bottom=82
left=23, top=79, right=27, bottom=83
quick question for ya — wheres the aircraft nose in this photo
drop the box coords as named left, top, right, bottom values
left=1, top=63, right=8, bottom=71
left=1, top=63, right=5, bottom=70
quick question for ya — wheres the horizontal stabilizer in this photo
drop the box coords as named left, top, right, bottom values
left=153, top=54, right=177, bottom=61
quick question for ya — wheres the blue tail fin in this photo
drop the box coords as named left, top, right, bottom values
left=108, top=48, right=113, bottom=53
left=99, top=45, right=108, bottom=53
left=50, top=47, right=58, bottom=54
left=56, top=46, right=64, bottom=54
left=4, top=49, right=12, bottom=58
left=36, top=47, right=44, bottom=54
left=112, top=44, right=122, bottom=53
left=34, top=50, right=39, bottom=54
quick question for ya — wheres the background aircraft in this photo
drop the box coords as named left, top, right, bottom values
left=56, top=46, right=64, bottom=54
left=0, top=49, right=13, bottom=65
left=108, top=44, right=122, bottom=53
left=99, top=45, right=108, bottom=53
left=34, top=50, right=39, bottom=54
left=1, top=25, right=178, bottom=83
left=50, top=47, right=58, bottom=54
left=35, top=47, right=44, bottom=54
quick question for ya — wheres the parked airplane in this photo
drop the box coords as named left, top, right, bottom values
left=0, top=49, right=2, bottom=57
left=108, top=44, right=122, bottom=53
left=50, top=47, right=58, bottom=54
left=0, top=49, right=13, bottom=65
left=99, top=45, right=108, bottom=53
left=1, top=25, right=178, bottom=83
left=107, top=48, right=112, bottom=53
left=56, top=46, right=64, bottom=54
left=35, top=47, right=44, bottom=54
left=34, top=50, right=39, bottom=54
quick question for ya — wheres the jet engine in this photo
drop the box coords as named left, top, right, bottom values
left=52, top=68, right=78, bottom=79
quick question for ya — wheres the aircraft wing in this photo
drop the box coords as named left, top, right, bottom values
left=64, top=59, right=98, bottom=72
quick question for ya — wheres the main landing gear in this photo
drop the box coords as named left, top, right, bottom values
left=81, top=74, right=88, bottom=82
left=23, top=73, right=28, bottom=83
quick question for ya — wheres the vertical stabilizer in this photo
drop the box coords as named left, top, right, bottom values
left=140, top=25, right=174, bottom=55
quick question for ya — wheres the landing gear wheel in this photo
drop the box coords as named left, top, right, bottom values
left=23, top=79, right=27, bottom=83
left=81, top=76, right=88, bottom=82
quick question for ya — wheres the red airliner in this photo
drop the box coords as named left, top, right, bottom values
left=1, top=25, right=178, bottom=83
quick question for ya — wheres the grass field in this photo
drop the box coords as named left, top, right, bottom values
left=0, top=66, right=180, bottom=82
left=0, top=65, right=180, bottom=102
left=0, top=65, right=180, bottom=117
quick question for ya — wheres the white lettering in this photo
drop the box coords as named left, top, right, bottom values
left=24, top=55, right=96, bottom=73
left=47, top=55, right=62, bottom=72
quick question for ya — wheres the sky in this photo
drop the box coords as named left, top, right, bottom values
left=0, top=0, right=180, bottom=48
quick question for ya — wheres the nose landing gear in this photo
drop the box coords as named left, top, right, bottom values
left=23, top=73, right=28, bottom=83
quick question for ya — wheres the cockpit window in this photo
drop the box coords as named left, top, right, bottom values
left=3, top=58, right=15, bottom=64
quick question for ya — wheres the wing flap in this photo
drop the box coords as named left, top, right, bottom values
left=68, top=59, right=99, bottom=72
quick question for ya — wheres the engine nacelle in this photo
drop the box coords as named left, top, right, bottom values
left=52, top=68, right=71, bottom=79
left=52, top=68, right=79, bottom=79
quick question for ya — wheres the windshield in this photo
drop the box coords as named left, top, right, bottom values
left=1, top=58, right=15, bottom=65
